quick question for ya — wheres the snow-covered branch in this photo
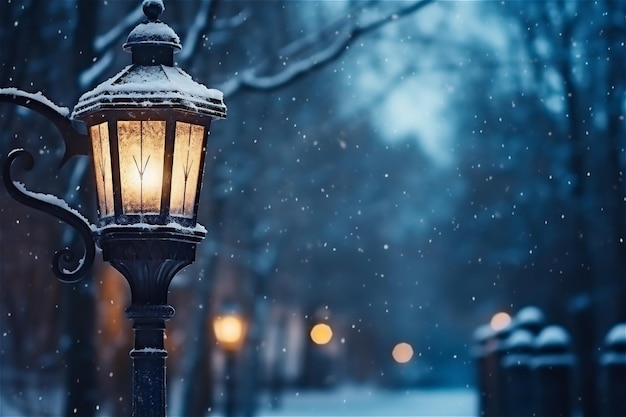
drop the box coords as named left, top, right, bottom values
left=79, top=50, right=114, bottom=90
left=178, top=0, right=213, bottom=64
left=212, top=8, right=251, bottom=31
left=219, top=0, right=435, bottom=97
left=94, top=4, right=144, bottom=53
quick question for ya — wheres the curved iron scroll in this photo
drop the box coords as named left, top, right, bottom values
left=3, top=149, right=96, bottom=282
left=0, top=88, right=89, bottom=167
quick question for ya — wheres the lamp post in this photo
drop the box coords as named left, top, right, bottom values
left=1, top=1, right=226, bottom=416
left=213, top=302, right=248, bottom=417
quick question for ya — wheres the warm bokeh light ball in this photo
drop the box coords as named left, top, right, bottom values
left=310, top=323, right=333, bottom=345
left=490, top=312, right=512, bottom=332
left=392, top=342, right=414, bottom=363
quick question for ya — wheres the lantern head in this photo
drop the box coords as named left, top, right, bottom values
left=72, top=0, right=226, bottom=233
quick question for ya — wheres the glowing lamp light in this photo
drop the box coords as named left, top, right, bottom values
left=310, top=323, right=333, bottom=345
left=392, top=342, right=414, bottom=364
left=490, top=312, right=512, bottom=332
left=78, top=111, right=218, bottom=229
left=213, top=309, right=248, bottom=353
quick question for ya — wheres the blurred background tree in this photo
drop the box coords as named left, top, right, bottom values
left=1, top=1, right=623, bottom=416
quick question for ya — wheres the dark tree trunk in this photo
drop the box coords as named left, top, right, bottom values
left=178, top=193, right=225, bottom=417
left=62, top=1, right=99, bottom=416
left=603, top=0, right=626, bottom=322
left=178, top=263, right=216, bottom=417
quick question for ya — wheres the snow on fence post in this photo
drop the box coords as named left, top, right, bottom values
left=472, top=321, right=511, bottom=417
left=599, top=323, right=626, bottom=417
left=513, top=306, right=545, bottom=336
left=491, top=323, right=512, bottom=417
left=501, top=329, right=535, bottom=417
left=532, top=325, right=575, bottom=417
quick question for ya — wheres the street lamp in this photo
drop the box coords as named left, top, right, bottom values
left=213, top=302, right=248, bottom=417
left=310, top=322, right=333, bottom=346
left=1, top=1, right=226, bottom=416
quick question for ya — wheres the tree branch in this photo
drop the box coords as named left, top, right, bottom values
left=219, top=0, right=436, bottom=97
left=178, top=0, right=214, bottom=64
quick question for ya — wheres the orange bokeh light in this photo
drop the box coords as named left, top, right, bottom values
left=392, top=342, right=414, bottom=363
left=310, top=323, right=333, bottom=345
left=490, top=312, right=512, bottom=332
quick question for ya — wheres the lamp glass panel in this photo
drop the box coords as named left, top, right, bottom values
left=90, top=122, right=114, bottom=216
left=117, top=120, right=166, bottom=215
left=169, top=122, right=205, bottom=218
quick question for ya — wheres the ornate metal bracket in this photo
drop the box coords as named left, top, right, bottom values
left=3, top=149, right=96, bottom=282
left=1, top=88, right=95, bottom=282
left=0, top=88, right=89, bottom=167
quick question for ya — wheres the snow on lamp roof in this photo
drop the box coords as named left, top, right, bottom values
left=72, top=64, right=226, bottom=118
left=124, top=21, right=181, bottom=52
left=72, top=0, right=225, bottom=120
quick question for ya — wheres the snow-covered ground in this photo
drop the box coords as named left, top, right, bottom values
left=1, top=385, right=476, bottom=417
left=253, top=385, right=476, bottom=417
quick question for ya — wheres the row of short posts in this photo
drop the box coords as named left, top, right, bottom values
left=474, top=306, right=626, bottom=417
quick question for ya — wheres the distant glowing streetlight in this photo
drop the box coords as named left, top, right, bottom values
left=310, top=323, right=333, bottom=345
left=490, top=312, right=512, bottom=332
left=212, top=302, right=248, bottom=417
left=392, top=342, right=414, bottom=364
left=213, top=310, right=248, bottom=353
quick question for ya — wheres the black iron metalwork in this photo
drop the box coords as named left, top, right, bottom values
left=2, top=148, right=96, bottom=282
left=96, top=226, right=204, bottom=416
left=0, top=89, right=90, bottom=167
left=96, top=227, right=205, bottom=304
left=125, top=304, right=174, bottom=417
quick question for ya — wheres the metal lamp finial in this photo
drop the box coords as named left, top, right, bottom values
left=143, top=0, right=165, bottom=21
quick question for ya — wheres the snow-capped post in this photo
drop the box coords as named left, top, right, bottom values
left=471, top=312, right=512, bottom=417
left=213, top=301, right=249, bottom=417
left=494, top=306, right=543, bottom=417
left=471, top=324, right=493, bottom=417
left=501, top=329, right=535, bottom=417
left=486, top=313, right=512, bottom=417
left=531, top=325, right=576, bottom=417
left=599, top=323, right=626, bottom=417
left=1, top=0, right=226, bottom=416
left=512, top=305, right=545, bottom=336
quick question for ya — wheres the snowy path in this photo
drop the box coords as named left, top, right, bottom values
left=0, top=385, right=476, bottom=417
left=253, top=386, right=477, bottom=417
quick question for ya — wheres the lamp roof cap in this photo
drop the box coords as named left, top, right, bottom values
left=123, top=0, right=182, bottom=54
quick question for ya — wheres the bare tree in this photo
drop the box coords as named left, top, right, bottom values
left=1, top=0, right=437, bottom=415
